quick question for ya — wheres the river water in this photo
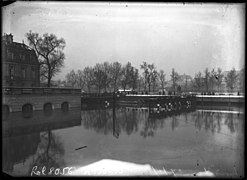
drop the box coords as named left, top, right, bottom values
left=2, top=105, right=244, bottom=177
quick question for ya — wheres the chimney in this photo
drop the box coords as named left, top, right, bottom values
left=3, top=33, right=13, bottom=43
left=9, top=33, right=13, bottom=43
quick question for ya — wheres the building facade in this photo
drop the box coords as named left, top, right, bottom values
left=2, top=33, right=40, bottom=87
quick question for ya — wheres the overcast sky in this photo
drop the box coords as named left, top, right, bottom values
left=2, top=2, right=245, bottom=80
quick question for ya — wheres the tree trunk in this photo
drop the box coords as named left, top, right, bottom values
left=47, top=77, right=51, bottom=87
left=161, top=83, right=164, bottom=90
left=47, top=59, right=51, bottom=87
left=45, top=130, right=51, bottom=161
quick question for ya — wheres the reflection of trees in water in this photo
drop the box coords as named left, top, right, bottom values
left=192, top=111, right=239, bottom=134
left=171, top=115, right=179, bottom=131
left=215, top=112, right=222, bottom=133
left=184, top=113, right=188, bottom=124
left=194, top=111, right=219, bottom=133
left=224, top=113, right=235, bottom=133
left=28, top=130, right=65, bottom=176
left=82, top=108, right=199, bottom=138
left=140, top=117, right=158, bottom=138
left=192, top=112, right=202, bottom=131
left=2, top=133, right=40, bottom=173
left=140, top=107, right=196, bottom=138
left=118, top=110, right=138, bottom=135
left=81, top=107, right=240, bottom=137
left=82, top=109, right=113, bottom=135
left=82, top=109, right=140, bottom=136
left=140, top=113, right=170, bottom=138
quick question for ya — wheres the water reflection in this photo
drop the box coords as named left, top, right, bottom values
left=192, top=110, right=242, bottom=134
left=3, top=109, right=81, bottom=137
left=2, top=133, right=40, bottom=173
left=27, top=130, right=65, bottom=176
left=2, top=109, right=81, bottom=176
left=2, top=103, right=244, bottom=177
left=81, top=105, right=243, bottom=139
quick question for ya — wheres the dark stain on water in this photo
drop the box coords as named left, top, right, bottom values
left=75, top=146, right=87, bottom=151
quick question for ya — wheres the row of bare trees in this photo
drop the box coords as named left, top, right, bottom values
left=65, top=62, right=139, bottom=93
left=25, top=31, right=244, bottom=93
left=65, top=62, right=244, bottom=94
left=64, top=61, right=174, bottom=94
left=193, top=67, right=244, bottom=93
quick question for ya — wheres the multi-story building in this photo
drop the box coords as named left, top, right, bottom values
left=2, top=33, right=40, bottom=87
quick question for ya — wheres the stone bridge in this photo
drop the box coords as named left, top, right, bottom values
left=2, top=87, right=81, bottom=113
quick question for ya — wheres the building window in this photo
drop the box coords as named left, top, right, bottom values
left=20, top=54, right=25, bottom=61
left=9, top=65, right=15, bottom=80
left=22, top=67, right=26, bottom=80
left=19, top=54, right=22, bottom=61
left=32, top=68, right=36, bottom=80
left=7, top=49, right=11, bottom=59
left=11, top=52, right=14, bottom=60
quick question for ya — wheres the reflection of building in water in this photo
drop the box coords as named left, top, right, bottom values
left=2, top=130, right=66, bottom=176
left=2, top=108, right=81, bottom=176
left=2, top=133, right=40, bottom=173
left=2, top=33, right=40, bottom=87
left=3, top=109, right=81, bottom=137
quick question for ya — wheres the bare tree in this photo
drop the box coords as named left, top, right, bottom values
left=102, top=62, right=111, bottom=92
left=77, top=70, right=84, bottom=89
left=182, top=74, right=192, bottom=93
left=83, top=66, right=94, bottom=93
left=65, top=70, right=77, bottom=88
left=170, top=68, right=179, bottom=95
left=215, top=68, right=224, bottom=92
left=238, top=68, right=245, bottom=93
left=26, top=31, right=66, bottom=87
left=130, top=67, right=139, bottom=91
left=140, top=62, right=157, bottom=93
left=209, top=68, right=217, bottom=92
left=158, top=70, right=166, bottom=90
left=121, top=62, right=133, bottom=91
left=204, top=68, right=210, bottom=92
left=137, top=76, right=145, bottom=92
left=225, top=68, right=238, bottom=92
left=93, top=63, right=106, bottom=94
left=110, top=62, right=122, bottom=92
left=151, top=69, right=158, bottom=92
left=194, top=71, right=203, bottom=92
left=140, top=62, right=149, bottom=91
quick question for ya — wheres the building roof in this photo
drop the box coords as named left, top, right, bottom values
left=2, top=33, right=35, bottom=53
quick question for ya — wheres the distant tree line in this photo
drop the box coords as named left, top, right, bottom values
left=192, top=67, right=244, bottom=93
left=62, top=61, right=244, bottom=94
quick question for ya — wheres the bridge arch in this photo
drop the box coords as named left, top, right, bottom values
left=2, top=105, right=11, bottom=119
left=43, top=102, right=53, bottom=111
left=43, top=102, right=53, bottom=116
left=61, top=101, right=69, bottom=112
left=22, top=103, right=33, bottom=118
